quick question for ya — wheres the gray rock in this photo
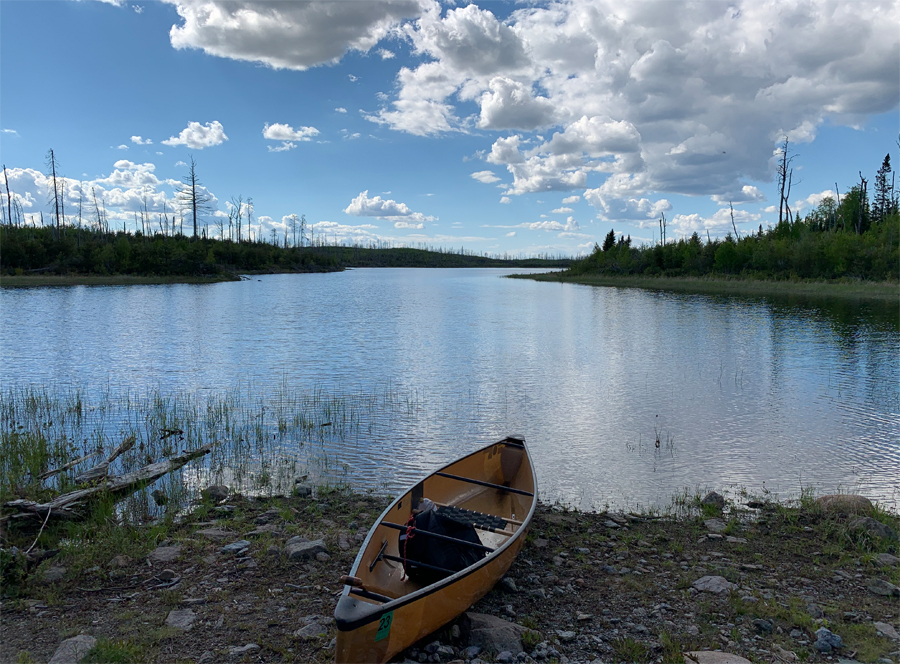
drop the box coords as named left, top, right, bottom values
left=533, top=538, right=550, bottom=548
left=229, top=643, right=260, bottom=656
left=498, top=577, right=518, bottom=593
left=266, top=545, right=280, bottom=556
left=873, top=622, right=900, bottom=641
left=157, top=568, right=177, bottom=582
left=692, top=575, right=737, bottom=594
left=294, top=483, right=313, bottom=497
left=806, top=602, right=824, bottom=619
left=285, top=538, right=327, bottom=560
left=557, top=630, right=577, bottom=642
left=814, top=494, right=873, bottom=515
left=294, top=621, right=328, bottom=640
left=868, top=579, right=900, bottom=597
left=683, top=653, right=753, bottom=664
left=874, top=553, right=900, bottom=567
left=753, top=618, right=773, bottom=634
left=338, top=532, right=352, bottom=550
left=462, top=646, right=481, bottom=659
left=436, top=644, right=455, bottom=659
left=700, top=492, right=725, bottom=510
left=202, top=484, right=229, bottom=503
left=704, top=518, right=727, bottom=533
left=165, top=609, right=197, bottom=630
left=48, top=634, right=97, bottom=664
left=315, top=551, right=331, bottom=562
left=465, top=612, right=527, bottom=654
left=496, top=652, right=514, bottom=663
left=148, top=545, right=182, bottom=563
left=850, top=517, right=897, bottom=540
left=109, top=554, right=131, bottom=568
left=725, top=536, right=748, bottom=543
left=815, top=627, right=843, bottom=653
left=603, top=520, right=620, bottom=529
left=221, top=540, right=251, bottom=554
left=245, top=524, right=281, bottom=537
left=42, top=565, right=67, bottom=583
left=196, top=528, right=233, bottom=541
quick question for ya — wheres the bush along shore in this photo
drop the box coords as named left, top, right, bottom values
left=2, top=481, right=898, bottom=664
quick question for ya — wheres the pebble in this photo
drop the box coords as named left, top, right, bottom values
left=556, top=630, right=576, bottom=642
left=228, top=643, right=260, bottom=656
left=165, top=609, right=197, bottom=630
left=868, top=579, right=900, bottom=597
left=874, top=553, right=900, bottom=567
left=285, top=538, right=327, bottom=561
left=196, top=528, right=233, bottom=541
left=701, top=491, right=726, bottom=510
left=814, top=627, right=843, bottom=653
left=874, top=622, right=900, bottom=641
left=47, top=635, right=97, bottom=664
left=221, top=540, right=251, bottom=554
left=705, top=518, right=727, bottom=533
left=148, top=545, right=182, bottom=564
left=692, top=575, right=737, bottom=594
left=806, top=602, right=824, bottom=618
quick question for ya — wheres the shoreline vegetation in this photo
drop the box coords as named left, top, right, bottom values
left=512, top=272, right=900, bottom=302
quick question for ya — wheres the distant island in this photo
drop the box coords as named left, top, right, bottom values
left=0, top=225, right=571, bottom=286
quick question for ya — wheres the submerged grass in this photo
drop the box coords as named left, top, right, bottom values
left=0, top=382, right=430, bottom=521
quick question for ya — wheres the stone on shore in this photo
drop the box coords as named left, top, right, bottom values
left=221, top=540, right=251, bottom=555
left=874, top=552, right=899, bottom=567
left=48, top=635, right=97, bottom=664
left=849, top=516, right=897, bottom=540
left=704, top=518, right=727, bottom=533
left=197, top=528, right=233, bottom=541
left=685, top=652, right=752, bottom=664
left=228, top=643, right=260, bottom=657
left=814, top=494, right=873, bottom=515
left=202, top=485, right=229, bottom=503
left=464, top=612, right=527, bottom=653
left=874, top=622, right=900, bottom=641
left=148, top=545, right=181, bottom=564
left=867, top=579, right=899, bottom=597
left=285, top=537, right=326, bottom=560
left=692, top=575, right=737, bottom=594
left=700, top=492, right=725, bottom=511
left=165, top=609, right=197, bottom=630
left=42, top=565, right=67, bottom=583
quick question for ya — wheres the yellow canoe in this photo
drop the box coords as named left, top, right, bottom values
left=334, top=436, right=537, bottom=664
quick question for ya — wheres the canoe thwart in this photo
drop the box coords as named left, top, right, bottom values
left=349, top=587, right=394, bottom=604
left=380, top=521, right=495, bottom=553
left=381, top=553, right=458, bottom=577
left=433, top=472, right=534, bottom=497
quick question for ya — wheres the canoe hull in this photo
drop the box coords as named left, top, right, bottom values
left=334, top=437, right=536, bottom=664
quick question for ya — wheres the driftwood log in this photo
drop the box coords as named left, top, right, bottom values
left=4, top=441, right=216, bottom=522
left=72, top=435, right=136, bottom=485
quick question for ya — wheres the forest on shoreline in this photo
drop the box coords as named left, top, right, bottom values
left=0, top=225, right=571, bottom=279
left=564, top=151, right=899, bottom=283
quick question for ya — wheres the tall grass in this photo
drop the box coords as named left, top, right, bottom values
left=0, top=382, right=429, bottom=521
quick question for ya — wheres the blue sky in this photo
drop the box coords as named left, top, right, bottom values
left=1, top=0, right=897, bottom=257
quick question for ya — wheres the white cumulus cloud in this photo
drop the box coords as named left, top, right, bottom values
left=344, top=190, right=436, bottom=226
left=162, top=120, right=228, bottom=149
left=131, top=136, right=153, bottom=145
left=471, top=170, right=500, bottom=184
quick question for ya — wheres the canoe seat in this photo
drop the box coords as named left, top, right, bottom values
left=438, top=505, right=508, bottom=532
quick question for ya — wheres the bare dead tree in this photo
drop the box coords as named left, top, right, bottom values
left=3, top=165, right=13, bottom=227
left=229, top=195, right=244, bottom=243
left=46, top=149, right=63, bottom=233
left=175, top=156, right=212, bottom=239
left=729, top=201, right=739, bottom=238
left=776, top=137, right=795, bottom=226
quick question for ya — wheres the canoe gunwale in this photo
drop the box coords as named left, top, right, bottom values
left=334, top=438, right=537, bottom=633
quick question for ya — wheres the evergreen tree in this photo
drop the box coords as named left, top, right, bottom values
left=602, top=228, right=616, bottom=252
left=873, top=154, right=892, bottom=223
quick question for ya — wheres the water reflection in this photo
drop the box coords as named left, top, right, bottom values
left=1, top=269, right=897, bottom=510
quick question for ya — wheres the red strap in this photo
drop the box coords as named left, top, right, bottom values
left=402, top=513, right=416, bottom=573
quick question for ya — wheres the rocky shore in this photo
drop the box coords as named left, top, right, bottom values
left=2, top=488, right=898, bottom=664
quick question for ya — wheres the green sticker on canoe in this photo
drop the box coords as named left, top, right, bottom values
left=375, top=611, right=393, bottom=642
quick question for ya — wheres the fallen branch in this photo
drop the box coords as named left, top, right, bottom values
left=4, top=441, right=216, bottom=521
left=73, top=435, right=136, bottom=485
left=38, top=451, right=101, bottom=481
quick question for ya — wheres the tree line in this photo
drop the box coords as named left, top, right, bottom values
left=570, top=151, right=899, bottom=283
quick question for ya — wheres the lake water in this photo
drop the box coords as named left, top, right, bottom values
left=2, top=268, right=898, bottom=510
